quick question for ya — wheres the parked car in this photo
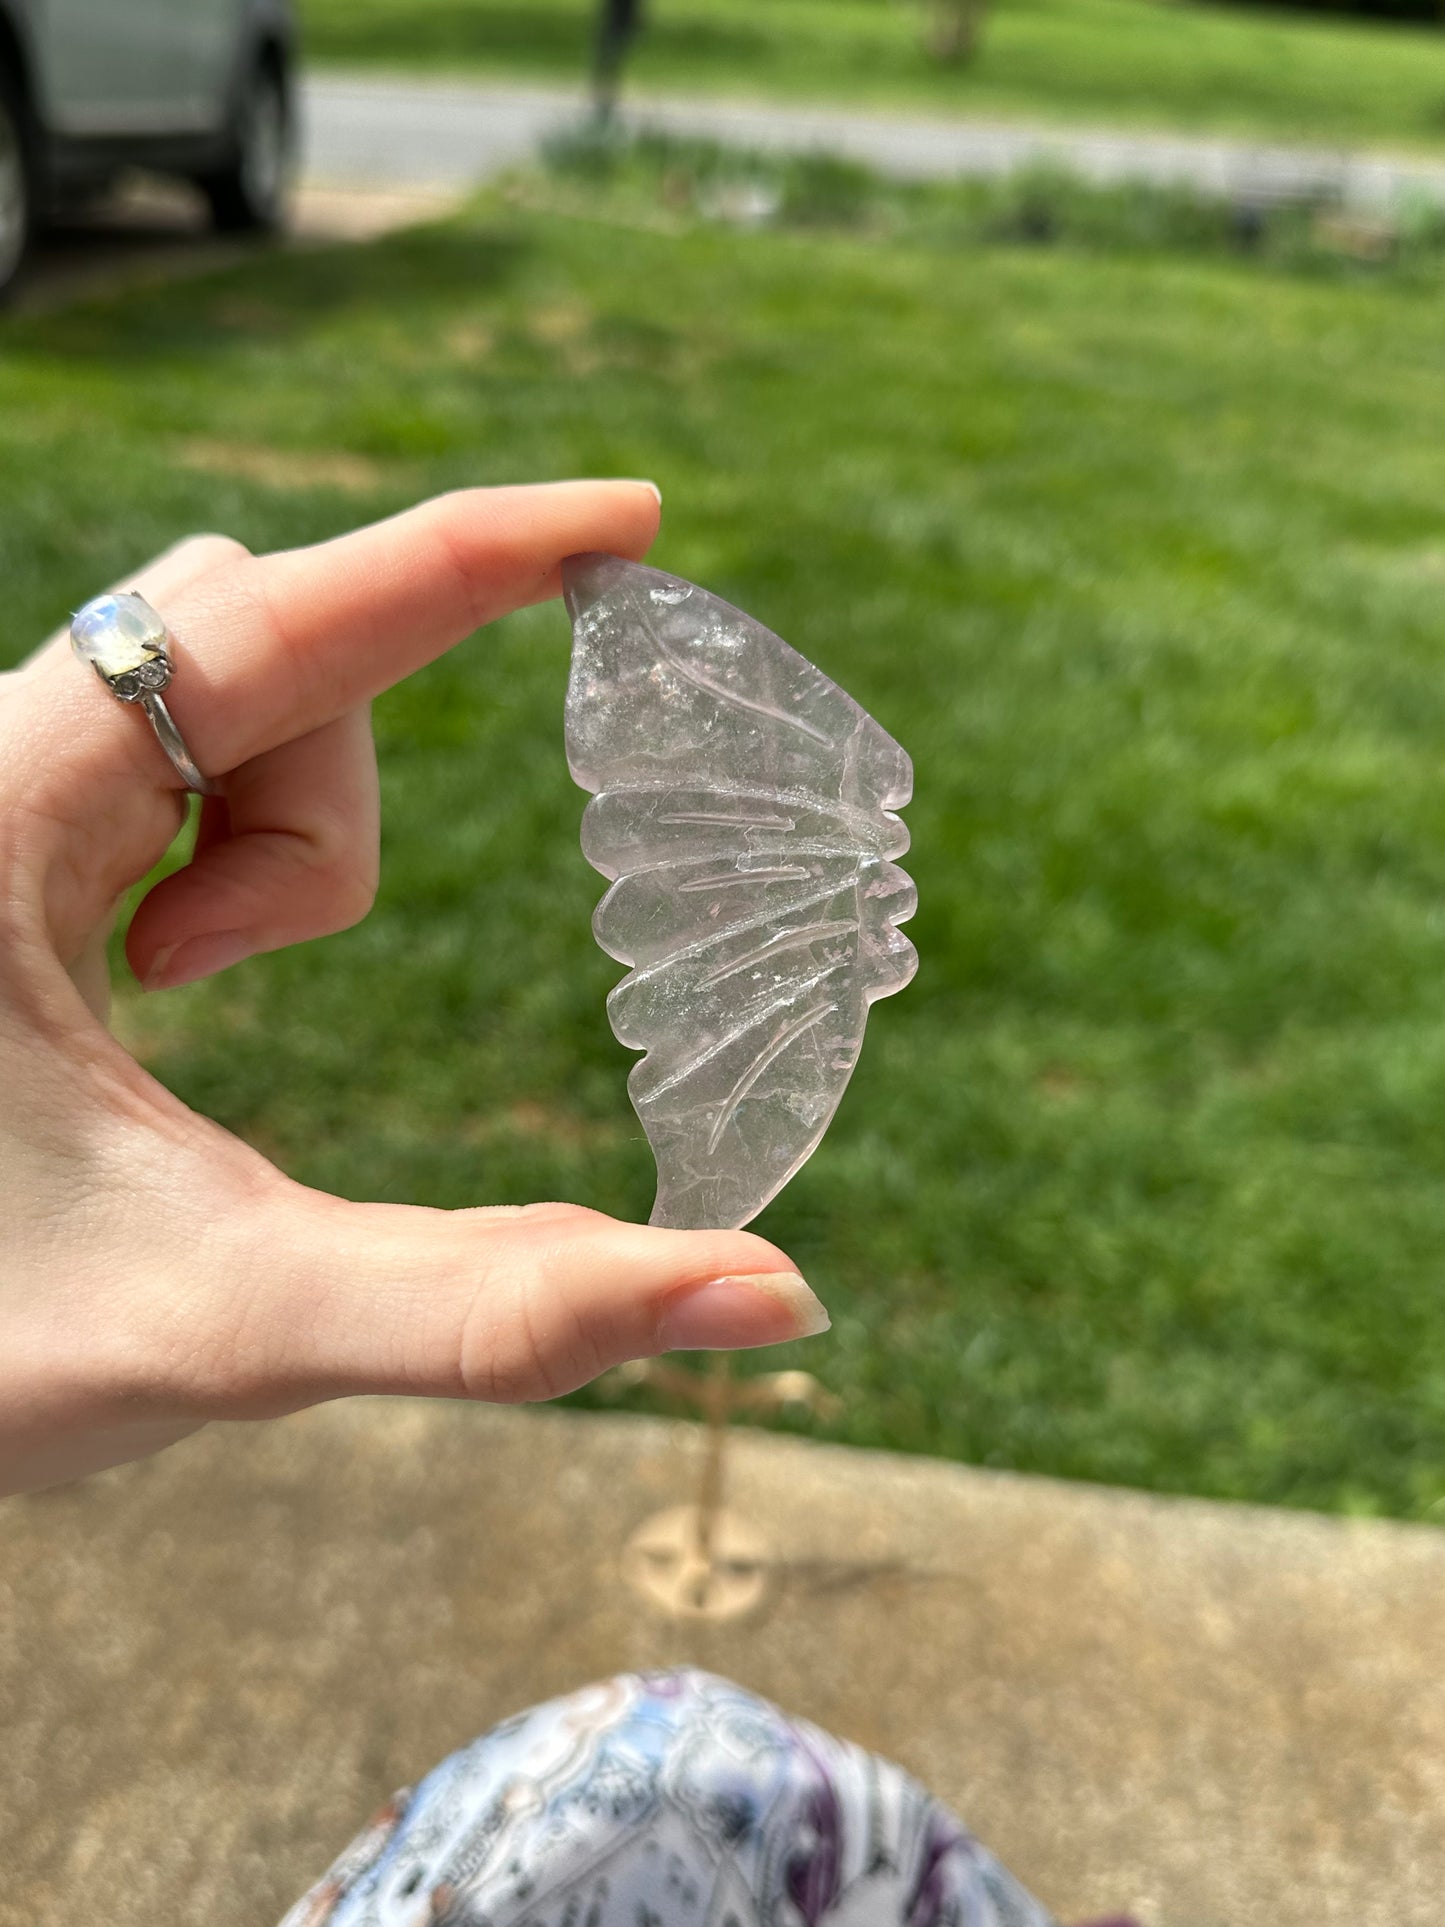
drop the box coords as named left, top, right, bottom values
left=0, top=0, right=297, bottom=298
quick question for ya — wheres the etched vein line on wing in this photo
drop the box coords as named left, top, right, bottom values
left=596, top=782, right=898, bottom=851
left=678, top=866, right=810, bottom=893
left=623, top=580, right=836, bottom=749
left=707, top=1002, right=839, bottom=1155
left=657, top=810, right=796, bottom=829
left=701, top=919, right=860, bottom=988
left=658, top=636, right=836, bottom=748
left=644, top=962, right=849, bottom=1102
left=613, top=877, right=862, bottom=988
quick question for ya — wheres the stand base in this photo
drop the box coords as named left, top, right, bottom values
left=621, top=1504, right=771, bottom=1622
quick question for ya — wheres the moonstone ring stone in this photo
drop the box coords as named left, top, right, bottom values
left=70, top=592, right=218, bottom=796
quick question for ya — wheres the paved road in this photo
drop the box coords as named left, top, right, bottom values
left=304, top=71, right=1445, bottom=208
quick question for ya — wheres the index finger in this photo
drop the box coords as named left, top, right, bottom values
left=21, top=479, right=661, bottom=794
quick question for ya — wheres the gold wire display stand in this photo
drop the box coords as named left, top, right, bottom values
left=615, top=1355, right=839, bottom=1622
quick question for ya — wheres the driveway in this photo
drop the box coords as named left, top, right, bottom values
left=304, top=70, right=1445, bottom=208
left=21, top=71, right=1445, bottom=307
left=16, top=175, right=459, bottom=312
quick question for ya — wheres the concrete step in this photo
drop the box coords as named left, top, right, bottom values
left=1, top=1401, right=1439, bottom=1927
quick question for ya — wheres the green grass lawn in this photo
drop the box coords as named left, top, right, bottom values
left=7, top=171, right=1445, bottom=1520
left=302, top=0, right=1445, bottom=152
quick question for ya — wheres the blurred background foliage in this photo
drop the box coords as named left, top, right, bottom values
left=7, top=119, right=1445, bottom=1518
left=302, top=0, right=1445, bottom=147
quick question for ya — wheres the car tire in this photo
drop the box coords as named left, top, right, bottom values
left=0, top=57, right=36, bottom=303
left=200, top=51, right=295, bottom=235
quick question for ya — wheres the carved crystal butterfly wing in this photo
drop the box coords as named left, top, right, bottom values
left=564, top=553, right=918, bottom=1232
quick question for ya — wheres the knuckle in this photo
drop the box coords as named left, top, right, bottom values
left=459, top=1237, right=608, bottom=1406
left=176, top=532, right=251, bottom=572
left=518, top=1201, right=603, bottom=1231
left=427, top=499, right=493, bottom=635
left=315, top=855, right=379, bottom=932
left=260, top=831, right=377, bottom=939
left=543, top=1295, right=610, bottom=1396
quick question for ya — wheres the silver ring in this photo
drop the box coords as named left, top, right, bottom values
left=70, top=592, right=219, bottom=797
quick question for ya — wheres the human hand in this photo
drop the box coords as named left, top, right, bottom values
left=0, top=483, right=826, bottom=1498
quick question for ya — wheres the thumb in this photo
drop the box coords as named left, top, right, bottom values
left=199, top=1188, right=829, bottom=1413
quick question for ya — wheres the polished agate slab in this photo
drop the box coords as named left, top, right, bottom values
left=564, top=554, right=917, bottom=1232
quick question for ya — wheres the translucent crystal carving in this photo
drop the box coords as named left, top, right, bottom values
left=564, top=554, right=918, bottom=1232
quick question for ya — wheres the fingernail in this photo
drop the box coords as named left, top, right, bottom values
left=659, top=1273, right=830, bottom=1352
left=143, top=929, right=254, bottom=992
left=626, top=478, right=662, bottom=506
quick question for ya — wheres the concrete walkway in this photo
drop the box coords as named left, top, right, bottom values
left=304, top=71, right=1445, bottom=208
left=2, top=1400, right=1441, bottom=1927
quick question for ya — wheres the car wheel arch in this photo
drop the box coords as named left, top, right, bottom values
left=0, top=8, right=37, bottom=126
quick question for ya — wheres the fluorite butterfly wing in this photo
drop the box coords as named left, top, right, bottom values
left=564, top=554, right=917, bottom=1232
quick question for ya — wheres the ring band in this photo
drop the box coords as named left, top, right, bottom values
left=70, top=592, right=219, bottom=797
